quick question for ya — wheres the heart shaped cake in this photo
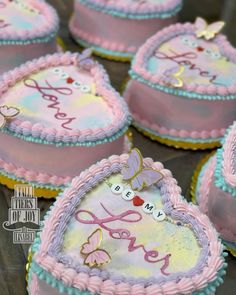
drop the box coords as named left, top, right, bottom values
left=0, top=0, right=59, bottom=74
left=0, top=51, right=131, bottom=198
left=27, top=149, right=226, bottom=295
left=124, top=18, right=236, bottom=149
left=69, top=0, right=182, bottom=61
left=192, top=121, right=236, bottom=256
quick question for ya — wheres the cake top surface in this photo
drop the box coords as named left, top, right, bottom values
left=0, top=0, right=58, bottom=42
left=33, top=149, right=225, bottom=295
left=78, top=0, right=182, bottom=18
left=131, top=18, right=236, bottom=100
left=0, top=51, right=130, bottom=146
left=215, top=121, right=236, bottom=196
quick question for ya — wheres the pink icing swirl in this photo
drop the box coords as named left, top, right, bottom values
left=34, top=154, right=224, bottom=295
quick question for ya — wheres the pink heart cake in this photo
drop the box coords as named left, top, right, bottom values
left=27, top=149, right=227, bottom=295
left=0, top=51, right=131, bottom=198
left=124, top=18, right=236, bottom=149
left=69, top=0, right=182, bottom=61
left=0, top=0, right=59, bottom=75
left=192, top=121, right=236, bottom=256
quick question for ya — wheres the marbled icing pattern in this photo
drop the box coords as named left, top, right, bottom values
left=0, top=65, right=113, bottom=131
left=147, top=35, right=236, bottom=88
left=62, top=174, right=201, bottom=279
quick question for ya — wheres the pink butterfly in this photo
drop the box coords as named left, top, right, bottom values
left=0, top=105, right=20, bottom=129
left=195, top=17, right=225, bottom=40
left=163, top=66, right=184, bottom=88
left=122, top=148, right=163, bottom=191
left=81, top=228, right=111, bottom=267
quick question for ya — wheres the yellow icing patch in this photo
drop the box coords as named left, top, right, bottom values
left=62, top=174, right=202, bottom=278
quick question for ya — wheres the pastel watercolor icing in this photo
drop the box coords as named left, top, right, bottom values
left=27, top=153, right=226, bottom=295
left=0, top=0, right=59, bottom=74
left=0, top=51, right=131, bottom=195
left=124, top=19, right=236, bottom=148
left=69, top=0, right=182, bottom=60
left=196, top=121, right=236, bottom=248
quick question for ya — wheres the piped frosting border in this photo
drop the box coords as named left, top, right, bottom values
left=0, top=0, right=59, bottom=44
left=78, top=0, right=182, bottom=19
left=0, top=52, right=131, bottom=146
left=130, top=22, right=236, bottom=100
left=31, top=154, right=226, bottom=295
left=215, top=121, right=236, bottom=196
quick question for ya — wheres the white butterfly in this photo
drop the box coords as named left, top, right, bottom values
left=195, top=17, right=225, bottom=40
left=0, top=105, right=20, bottom=129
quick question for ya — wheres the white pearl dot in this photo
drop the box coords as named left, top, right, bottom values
left=142, top=202, right=155, bottom=214
left=122, top=189, right=134, bottom=201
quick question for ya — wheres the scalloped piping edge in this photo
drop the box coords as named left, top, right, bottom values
left=131, top=22, right=236, bottom=99
left=0, top=51, right=131, bottom=145
left=191, top=153, right=236, bottom=256
left=32, top=154, right=226, bottom=295
left=133, top=121, right=221, bottom=150
left=215, top=121, right=236, bottom=195
left=0, top=0, right=59, bottom=42
left=78, top=0, right=182, bottom=19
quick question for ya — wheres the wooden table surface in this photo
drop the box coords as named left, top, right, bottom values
left=0, top=1, right=235, bottom=294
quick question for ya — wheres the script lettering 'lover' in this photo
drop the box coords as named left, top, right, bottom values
left=76, top=203, right=171, bottom=276
left=24, top=79, right=76, bottom=130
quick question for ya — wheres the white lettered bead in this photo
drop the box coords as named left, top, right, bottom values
left=153, top=209, right=166, bottom=221
left=81, top=85, right=91, bottom=93
left=142, top=202, right=155, bottom=214
left=111, top=183, right=124, bottom=195
left=52, top=68, right=62, bottom=74
left=122, top=189, right=134, bottom=201
left=72, top=81, right=82, bottom=89
left=60, top=72, right=70, bottom=79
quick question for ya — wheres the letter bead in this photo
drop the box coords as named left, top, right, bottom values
left=60, top=72, right=70, bottom=79
left=81, top=85, right=91, bottom=93
left=142, top=202, right=155, bottom=214
left=122, top=189, right=134, bottom=201
left=153, top=209, right=166, bottom=222
left=52, top=68, right=62, bottom=74
left=72, top=81, right=82, bottom=89
left=111, top=183, right=124, bottom=195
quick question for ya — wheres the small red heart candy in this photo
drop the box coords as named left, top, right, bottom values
left=133, top=196, right=144, bottom=206
left=67, top=77, right=74, bottom=84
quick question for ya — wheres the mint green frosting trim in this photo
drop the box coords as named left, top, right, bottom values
left=0, top=168, right=64, bottom=191
left=0, top=30, right=58, bottom=45
left=28, top=258, right=227, bottom=295
left=79, top=0, right=182, bottom=19
left=133, top=121, right=221, bottom=144
left=2, top=118, right=131, bottom=147
left=214, top=126, right=236, bottom=197
left=75, top=37, right=134, bottom=59
left=27, top=192, right=227, bottom=295
left=130, top=70, right=236, bottom=101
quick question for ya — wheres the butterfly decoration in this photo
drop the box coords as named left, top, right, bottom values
left=122, top=148, right=163, bottom=191
left=0, top=105, right=20, bottom=129
left=76, top=48, right=94, bottom=71
left=81, top=228, right=111, bottom=267
left=163, top=66, right=185, bottom=88
left=195, top=17, right=225, bottom=40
